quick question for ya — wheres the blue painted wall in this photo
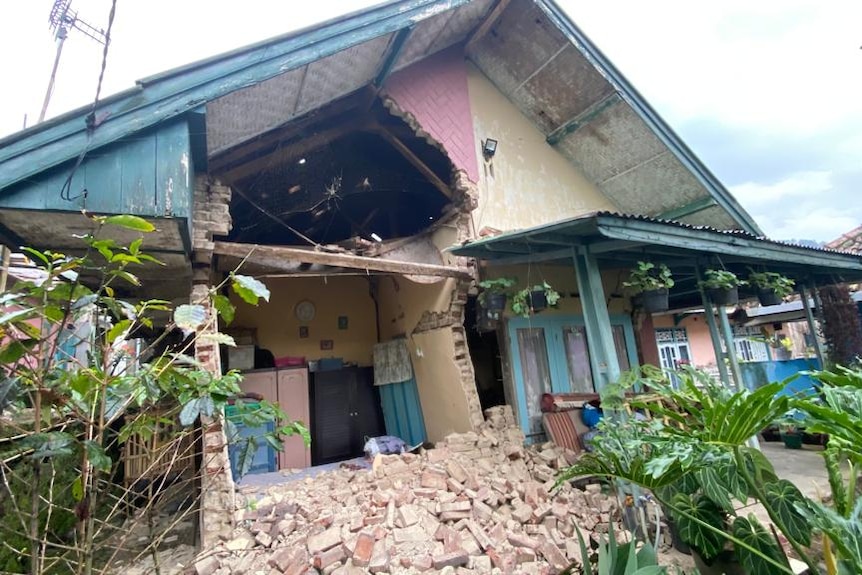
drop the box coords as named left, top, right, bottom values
left=739, top=358, right=822, bottom=397
left=0, top=118, right=192, bottom=220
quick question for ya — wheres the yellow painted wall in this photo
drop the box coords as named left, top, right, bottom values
left=409, top=329, right=474, bottom=440
left=375, top=273, right=476, bottom=441
left=465, top=64, right=616, bottom=233
left=230, top=276, right=377, bottom=366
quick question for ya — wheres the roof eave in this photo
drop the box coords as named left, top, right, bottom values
left=534, top=0, right=763, bottom=236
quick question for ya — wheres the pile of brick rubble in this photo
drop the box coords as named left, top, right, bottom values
left=193, top=406, right=631, bottom=575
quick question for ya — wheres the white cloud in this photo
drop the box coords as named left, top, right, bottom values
left=730, top=170, right=833, bottom=209
left=730, top=170, right=860, bottom=241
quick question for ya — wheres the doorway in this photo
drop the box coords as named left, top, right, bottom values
left=464, top=296, right=506, bottom=411
left=507, top=315, right=637, bottom=441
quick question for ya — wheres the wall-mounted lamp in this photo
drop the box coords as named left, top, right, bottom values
left=482, top=138, right=498, bottom=160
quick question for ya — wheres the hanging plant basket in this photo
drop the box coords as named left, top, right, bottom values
left=641, top=287, right=669, bottom=313
left=527, top=290, right=548, bottom=312
left=756, top=288, right=782, bottom=307
left=476, top=306, right=500, bottom=333
left=707, top=286, right=739, bottom=306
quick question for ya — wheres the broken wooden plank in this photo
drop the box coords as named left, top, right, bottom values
left=213, top=241, right=471, bottom=279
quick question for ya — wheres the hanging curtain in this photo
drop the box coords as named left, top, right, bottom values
left=373, top=339, right=413, bottom=386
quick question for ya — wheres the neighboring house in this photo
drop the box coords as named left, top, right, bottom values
left=648, top=222, right=862, bottom=376
left=2, top=0, right=862, bottom=483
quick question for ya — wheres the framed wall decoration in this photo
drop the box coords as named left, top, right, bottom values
left=299, top=326, right=309, bottom=338
left=338, top=316, right=348, bottom=330
left=320, top=339, right=334, bottom=350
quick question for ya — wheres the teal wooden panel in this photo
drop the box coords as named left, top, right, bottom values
left=378, top=378, right=426, bottom=446
left=0, top=120, right=189, bottom=219
left=155, top=119, right=192, bottom=218
left=119, top=134, right=158, bottom=214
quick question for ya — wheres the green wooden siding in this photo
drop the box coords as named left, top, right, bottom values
left=0, top=119, right=191, bottom=221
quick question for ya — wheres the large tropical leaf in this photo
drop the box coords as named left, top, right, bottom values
left=105, top=214, right=155, bottom=232
left=668, top=493, right=726, bottom=560
left=231, top=274, right=270, bottom=305
left=174, top=304, right=207, bottom=333
left=763, top=479, right=811, bottom=546
left=800, top=497, right=862, bottom=573
left=731, top=515, right=791, bottom=575
left=696, top=466, right=734, bottom=512
left=212, top=293, right=235, bottom=325
left=558, top=451, right=683, bottom=491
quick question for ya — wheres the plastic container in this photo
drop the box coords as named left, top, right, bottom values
left=275, top=356, right=305, bottom=368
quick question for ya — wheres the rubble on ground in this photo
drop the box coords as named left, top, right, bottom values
left=193, top=406, right=631, bottom=574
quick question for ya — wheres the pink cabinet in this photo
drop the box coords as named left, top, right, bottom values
left=239, top=367, right=310, bottom=470
left=277, top=368, right=311, bottom=469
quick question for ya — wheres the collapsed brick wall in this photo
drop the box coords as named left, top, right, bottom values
left=191, top=175, right=236, bottom=547
left=191, top=406, right=623, bottom=575
left=412, top=175, right=483, bottom=431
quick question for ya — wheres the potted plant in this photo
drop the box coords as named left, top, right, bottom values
left=511, top=282, right=561, bottom=317
left=623, top=261, right=675, bottom=313
left=476, top=277, right=515, bottom=322
left=779, top=410, right=804, bottom=449
left=699, top=269, right=745, bottom=306
left=748, top=271, right=795, bottom=306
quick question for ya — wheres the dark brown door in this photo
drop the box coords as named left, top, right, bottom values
left=311, top=367, right=385, bottom=465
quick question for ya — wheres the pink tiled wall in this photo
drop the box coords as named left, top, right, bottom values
left=383, top=45, right=479, bottom=183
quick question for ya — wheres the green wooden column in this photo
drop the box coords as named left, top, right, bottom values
left=696, top=266, right=731, bottom=386
left=800, top=282, right=826, bottom=367
left=572, top=248, right=621, bottom=390
left=717, top=306, right=744, bottom=392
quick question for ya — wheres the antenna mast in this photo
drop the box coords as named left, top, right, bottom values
left=39, top=0, right=109, bottom=123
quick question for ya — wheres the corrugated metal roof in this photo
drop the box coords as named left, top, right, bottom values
left=456, top=211, right=862, bottom=257
left=450, top=211, right=862, bottom=291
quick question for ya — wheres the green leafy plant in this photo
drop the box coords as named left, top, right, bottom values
left=623, top=262, right=674, bottom=293
left=510, top=282, right=561, bottom=317
left=698, top=269, right=745, bottom=290
left=476, top=277, right=515, bottom=306
left=562, top=521, right=683, bottom=575
left=0, top=215, right=307, bottom=574
left=748, top=271, right=795, bottom=299
left=558, top=365, right=815, bottom=574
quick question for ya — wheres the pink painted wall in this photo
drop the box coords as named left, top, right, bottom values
left=652, top=315, right=718, bottom=368
left=383, top=46, right=479, bottom=183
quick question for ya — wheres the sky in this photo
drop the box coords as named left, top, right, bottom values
left=0, top=1, right=860, bottom=243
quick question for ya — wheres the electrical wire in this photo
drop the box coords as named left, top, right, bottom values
left=59, top=0, right=118, bottom=203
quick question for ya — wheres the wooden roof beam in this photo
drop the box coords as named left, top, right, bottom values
left=366, top=125, right=452, bottom=199
left=466, top=0, right=512, bottom=52
left=546, top=92, right=621, bottom=145
left=214, top=241, right=471, bottom=278
left=219, top=121, right=360, bottom=183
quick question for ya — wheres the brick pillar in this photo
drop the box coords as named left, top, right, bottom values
left=191, top=175, right=236, bottom=547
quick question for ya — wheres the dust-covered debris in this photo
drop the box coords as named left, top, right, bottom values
left=151, top=406, right=642, bottom=574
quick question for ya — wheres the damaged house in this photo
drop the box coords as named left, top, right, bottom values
left=2, top=0, right=862, bottom=546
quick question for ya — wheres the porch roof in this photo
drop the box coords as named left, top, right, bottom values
left=450, top=212, right=862, bottom=307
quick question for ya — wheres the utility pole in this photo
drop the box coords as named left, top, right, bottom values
left=39, top=0, right=109, bottom=123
